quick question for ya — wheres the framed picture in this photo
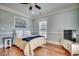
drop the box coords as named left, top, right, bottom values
left=14, top=16, right=27, bottom=29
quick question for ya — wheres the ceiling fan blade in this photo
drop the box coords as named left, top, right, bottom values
left=29, top=6, right=32, bottom=10
left=20, top=3, right=30, bottom=4
left=35, top=4, right=41, bottom=9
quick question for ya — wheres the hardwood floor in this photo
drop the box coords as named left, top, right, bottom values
left=0, top=46, right=24, bottom=56
left=34, top=43, right=70, bottom=56
left=0, top=43, right=70, bottom=56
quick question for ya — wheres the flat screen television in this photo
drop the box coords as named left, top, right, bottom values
left=64, top=30, right=76, bottom=42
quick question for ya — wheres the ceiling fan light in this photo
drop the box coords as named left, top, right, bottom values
left=31, top=11, right=35, bottom=14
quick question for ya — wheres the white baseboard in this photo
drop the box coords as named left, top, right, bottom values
left=0, top=44, right=4, bottom=48
left=47, top=40, right=61, bottom=45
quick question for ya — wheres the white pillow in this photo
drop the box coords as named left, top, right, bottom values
left=16, top=30, right=23, bottom=38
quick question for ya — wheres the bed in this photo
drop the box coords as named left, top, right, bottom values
left=14, top=30, right=47, bottom=56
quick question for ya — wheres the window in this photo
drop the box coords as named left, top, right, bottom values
left=39, top=21, right=47, bottom=38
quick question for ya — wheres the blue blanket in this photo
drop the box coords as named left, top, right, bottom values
left=22, top=35, right=43, bottom=42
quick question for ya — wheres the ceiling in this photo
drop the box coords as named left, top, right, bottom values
left=0, top=3, right=77, bottom=19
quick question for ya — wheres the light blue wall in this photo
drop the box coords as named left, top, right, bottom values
left=47, top=8, right=79, bottom=42
left=0, top=9, right=32, bottom=45
left=33, top=7, right=79, bottom=43
left=33, top=18, right=47, bottom=35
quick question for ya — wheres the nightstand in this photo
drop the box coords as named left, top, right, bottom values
left=3, top=37, right=12, bottom=48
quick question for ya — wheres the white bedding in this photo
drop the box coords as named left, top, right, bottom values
left=24, top=37, right=46, bottom=55
left=15, top=30, right=46, bottom=55
left=14, top=36, right=46, bottom=56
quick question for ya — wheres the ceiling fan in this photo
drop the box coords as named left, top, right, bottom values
left=21, top=3, right=41, bottom=10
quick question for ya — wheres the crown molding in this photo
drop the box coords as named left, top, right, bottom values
left=0, top=4, right=78, bottom=20
left=0, top=5, right=33, bottom=19
left=35, top=4, right=79, bottom=19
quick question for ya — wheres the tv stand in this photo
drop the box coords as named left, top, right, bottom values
left=62, top=39, right=79, bottom=56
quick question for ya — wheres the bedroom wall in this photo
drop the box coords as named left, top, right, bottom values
left=31, top=19, right=39, bottom=35
left=47, top=7, right=79, bottom=44
left=32, top=18, right=47, bottom=35
left=76, top=8, right=79, bottom=42
left=0, top=9, right=33, bottom=46
left=34, top=6, right=79, bottom=44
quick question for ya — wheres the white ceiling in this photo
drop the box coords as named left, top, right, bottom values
left=0, top=3, right=76, bottom=19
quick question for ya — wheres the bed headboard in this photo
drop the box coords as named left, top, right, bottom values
left=15, top=29, right=31, bottom=38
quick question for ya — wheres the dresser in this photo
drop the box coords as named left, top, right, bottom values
left=62, top=39, right=79, bottom=56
